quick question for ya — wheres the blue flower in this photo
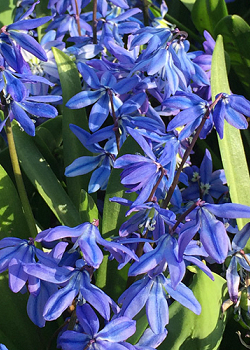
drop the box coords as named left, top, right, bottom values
left=163, top=91, right=212, bottom=140
left=226, top=223, right=250, bottom=303
left=178, top=201, right=250, bottom=264
left=118, top=273, right=201, bottom=334
left=35, top=221, right=138, bottom=269
left=114, top=127, right=175, bottom=207
left=213, top=93, right=250, bottom=139
left=182, top=149, right=228, bottom=203
left=58, top=303, right=136, bottom=350
left=23, top=259, right=117, bottom=321
left=66, top=62, right=139, bottom=131
left=0, top=1, right=53, bottom=61
left=0, top=237, right=46, bottom=293
left=64, top=124, right=117, bottom=192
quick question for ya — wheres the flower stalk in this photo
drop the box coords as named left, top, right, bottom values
left=5, top=117, right=37, bottom=237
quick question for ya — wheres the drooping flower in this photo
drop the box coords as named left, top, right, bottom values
left=58, top=303, right=136, bottom=350
left=213, top=93, right=250, bottom=139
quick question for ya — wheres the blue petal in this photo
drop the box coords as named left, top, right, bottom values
left=121, top=93, right=146, bottom=114
left=66, top=90, right=103, bottom=109
left=65, top=155, right=102, bottom=177
left=8, top=30, right=47, bottom=61
left=164, top=278, right=201, bottom=315
left=147, top=48, right=167, bottom=75
left=224, top=105, right=248, bottom=130
left=76, top=303, right=99, bottom=336
left=232, top=222, right=250, bottom=251
left=11, top=103, right=35, bottom=136
left=8, top=16, right=53, bottom=31
left=118, top=277, right=153, bottom=319
left=76, top=226, right=103, bottom=268
left=88, top=156, right=111, bottom=192
left=58, top=331, right=90, bottom=350
left=69, top=124, right=103, bottom=153
left=97, top=317, right=136, bottom=342
left=4, top=70, right=27, bottom=102
left=200, top=208, right=229, bottom=263
left=226, top=257, right=240, bottom=303
left=27, top=280, right=58, bottom=327
left=43, top=275, right=79, bottom=320
left=77, top=62, right=100, bottom=89
left=20, top=101, right=58, bottom=119
left=229, top=95, right=250, bottom=117
left=167, top=105, right=205, bottom=131
left=89, top=92, right=110, bottom=131
left=80, top=271, right=112, bottom=320
left=205, top=203, right=250, bottom=219
left=146, top=279, right=169, bottom=333
left=127, top=127, right=156, bottom=160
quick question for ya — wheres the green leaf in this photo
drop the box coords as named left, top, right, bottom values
left=0, top=272, right=43, bottom=350
left=0, top=164, right=29, bottom=239
left=12, top=123, right=81, bottom=227
left=158, top=270, right=228, bottom=350
left=191, top=0, right=228, bottom=37
left=39, top=115, right=63, bottom=148
left=127, top=308, right=148, bottom=345
left=214, top=15, right=250, bottom=98
left=0, top=271, right=59, bottom=350
left=79, top=189, right=99, bottom=223
left=34, top=127, right=61, bottom=180
left=0, top=0, right=17, bottom=27
left=180, top=0, right=196, bottom=11
left=211, top=35, right=250, bottom=231
left=53, top=47, right=91, bottom=208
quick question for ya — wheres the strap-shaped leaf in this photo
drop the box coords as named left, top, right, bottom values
left=0, top=164, right=29, bottom=239
left=211, top=35, right=250, bottom=231
left=215, top=15, right=250, bottom=99
left=191, top=0, right=228, bottom=37
left=158, top=269, right=228, bottom=349
left=12, top=123, right=81, bottom=227
left=53, top=47, right=91, bottom=208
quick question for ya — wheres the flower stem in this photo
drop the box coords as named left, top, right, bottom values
left=5, top=118, right=37, bottom=237
left=171, top=200, right=201, bottom=233
left=92, top=0, right=97, bottom=44
left=142, top=0, right=149, bottom=26
left=162, top=94, right=223, bottom=209
left=74, top=0, right=82, bottom=36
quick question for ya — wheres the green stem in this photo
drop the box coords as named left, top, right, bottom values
left=5, top=118, right=37, bottom=237
left=74, top=0, right=82, bottom=36
left=92, top=0, right=97, bottom=44
left=142, top=0, right=150, bottom=26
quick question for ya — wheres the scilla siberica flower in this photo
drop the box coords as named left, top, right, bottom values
left=0, top=1, right=52, bottom=62
left=178, top=201, right=250, bottom=264
left=213, top=93, right=250, bottom=139
left=0, top=236, right=49, bottom=293
left=118, top=273, right=201, bottom=334
left=58, top=303, right=137, bottom=350
left=64, top=124, right=117, bottom=193
left=23, top=258, right=117, bottom=321
left=182, top=149, right=228, bottom=203
left=226, top=223, right=250, bottom=303
left=35, top=221, right=138, bottom=269
left=114, top=127, right=175, bottom=207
